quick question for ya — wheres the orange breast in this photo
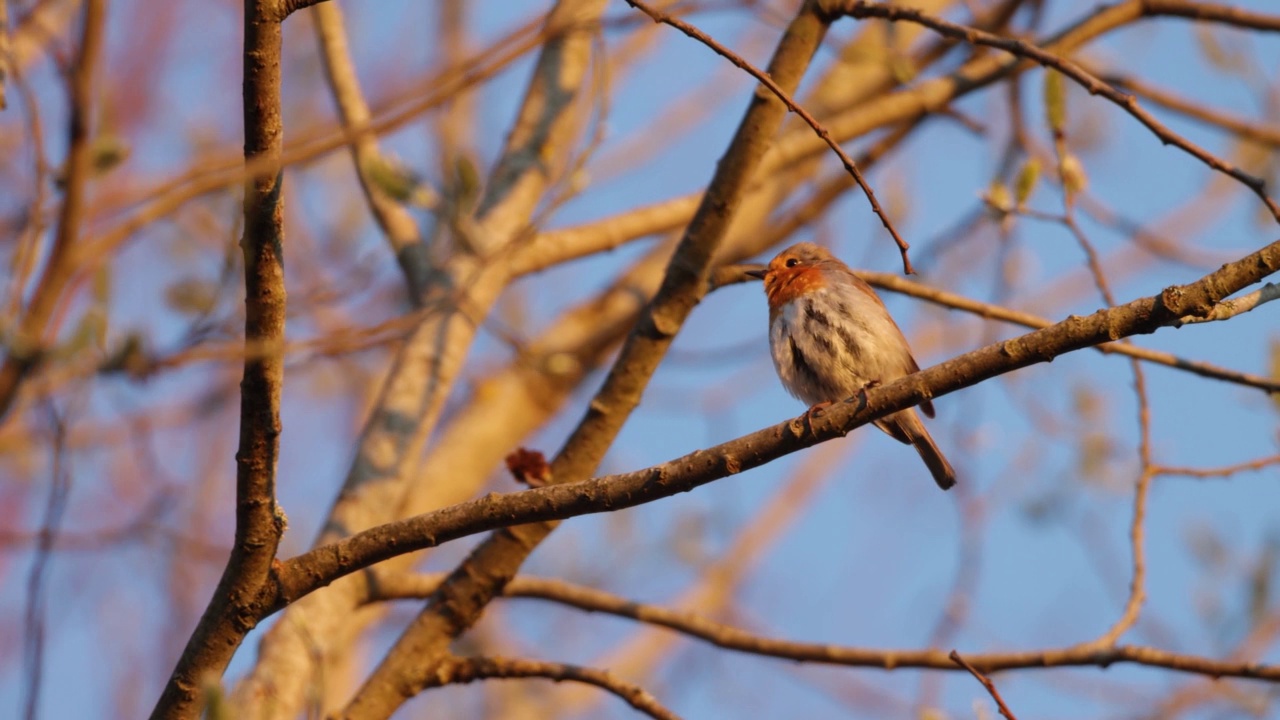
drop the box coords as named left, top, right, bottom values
left=765, top=266, right=826, bottom=309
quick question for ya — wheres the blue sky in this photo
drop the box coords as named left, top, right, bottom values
left=2, top=1, right=1279, bottom=718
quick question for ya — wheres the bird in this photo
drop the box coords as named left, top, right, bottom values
left=746, top=242, right=956, bottom=490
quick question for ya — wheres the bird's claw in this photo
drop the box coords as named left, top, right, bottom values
left=801, top=401, right=832, bottom=437
left=849, top=380, right=882, bottom=413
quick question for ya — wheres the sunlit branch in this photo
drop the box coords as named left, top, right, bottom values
left=363, top=571, right=1280, bottom=684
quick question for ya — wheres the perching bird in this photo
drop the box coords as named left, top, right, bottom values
left=747, top=242, right=956, bottom=490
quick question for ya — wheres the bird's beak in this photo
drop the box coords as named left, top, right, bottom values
left=745, top=268, right=767, bottom=280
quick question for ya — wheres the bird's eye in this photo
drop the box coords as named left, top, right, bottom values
left=784, top=258, right=800, bottom=268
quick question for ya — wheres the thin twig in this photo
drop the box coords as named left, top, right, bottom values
left=433, top=655, right=682, bottom=720
left=1142, top=0, right=1280, bottom=32
left=1102, top=71, right=1280, bottom=148
left=23, top=404, right=71, bottom=720
left=831, top=1, right=1280, bottom=224
left=853, top=270, right=1280, bottom=395
left=1054, top=140, right=1154, bottom=650
left=625, top=0, right=916, bottom=273
left=1155, top=454, right=1280, bottom=479
left=949, top=650, right=1019, bottom=720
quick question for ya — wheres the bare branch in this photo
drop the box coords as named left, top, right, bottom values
left=857, top=270, right=1280, bottom=394
left=0, top=0, right=104, bottom=421
left=149, top=1, right=289, bottom=717
left=426, top=655, right=681, bottom=720
left=1102, top=71, right=1280, bottom=148
left=1155, top=454, right=1280, bottom=479
left=625, top=0, right=915, bottom=273
left=1175, top=281, right=1280, bottom=325
left=272, top=234, right=1280, bottom=611
left=950, top=650, right=1019, bottom=720
left=311, top=1, right=432, bottom=300
left=828, top=0, right=1280, bottom=222
left=1141, top=0, right=1280, bottom=31
left=363, top=571, right=1280, bottom=684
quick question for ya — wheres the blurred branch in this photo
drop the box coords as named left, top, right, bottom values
left=1, top=0, right=8, bottom=110
left=0, top=0, right=103, bottom=422
left=509, top=195, right=697, bottom=276
left=75, top=13, right=546, bottom=285
left=10, top=0, right=81, bottom=75
left=626, top=0, right=914, bottom=273
left=1155, top=454, right=1280, bottom=479
left=426, top=655, right=681, bottom=720
left=149, top=1, right=289, bottom=718
left=22, top=405, right=71, bottom=720
left=1140, top=0, right=1280, bottom=31
left=827, top=1, right=1280, bottom=222
left=1101, top=71, right=1280, bottom=148
left=334, top=5, right=832, bottom=718
left=311, top=1, right=432, bottom=300
left=1055, top=150, right=1154, bottom=650
left=269, top=234, right=1280, bottom=608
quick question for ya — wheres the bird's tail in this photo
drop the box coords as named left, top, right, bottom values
left=911, top=428, right=956, bottom=491
left=879, top=410, right=956, bottom=490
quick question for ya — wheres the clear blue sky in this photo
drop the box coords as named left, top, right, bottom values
left=2, top=1, right=1278, bottom=718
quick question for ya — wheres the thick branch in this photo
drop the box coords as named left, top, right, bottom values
left=273, top=235, right=1280, bottom=611
left=149, top=3, right=287, bottom=719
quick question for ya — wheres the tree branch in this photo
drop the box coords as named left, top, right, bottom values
left=272, top=234, right=1280, bottom=613
left=362, top=571, right=1280, bottom=684
left=149, top=2, right=288, bottom=718
left=827, top=0, right=1280, bottom=222
left=234, top=3, right=610, bottom=718
left=626, top=0, right=914, bottom=273
left=311, top=1, right=432, bottom=300
left=422, top=655, right=681, bottom=720
left=0, top=0, right=103, bottom=422
left=950, top=650, right=1019, bottom=720
left=855, top=270, right=1280, bottom=394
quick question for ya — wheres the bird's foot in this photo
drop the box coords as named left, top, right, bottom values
left=849, top=380, right=882, bottom=413
left=801, top=401, right=833, bottom=437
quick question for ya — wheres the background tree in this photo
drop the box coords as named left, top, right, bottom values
left=1, top=0, right=1279, bottom=718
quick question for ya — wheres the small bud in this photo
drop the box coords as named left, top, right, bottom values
left=1014, top=157, right=1041, bottom=209
left=1044, top=70, right=1066, bottom=134
left=985, top=181, right=1012, bottom=214
left=1060, top=154, right=1088, bottom=197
